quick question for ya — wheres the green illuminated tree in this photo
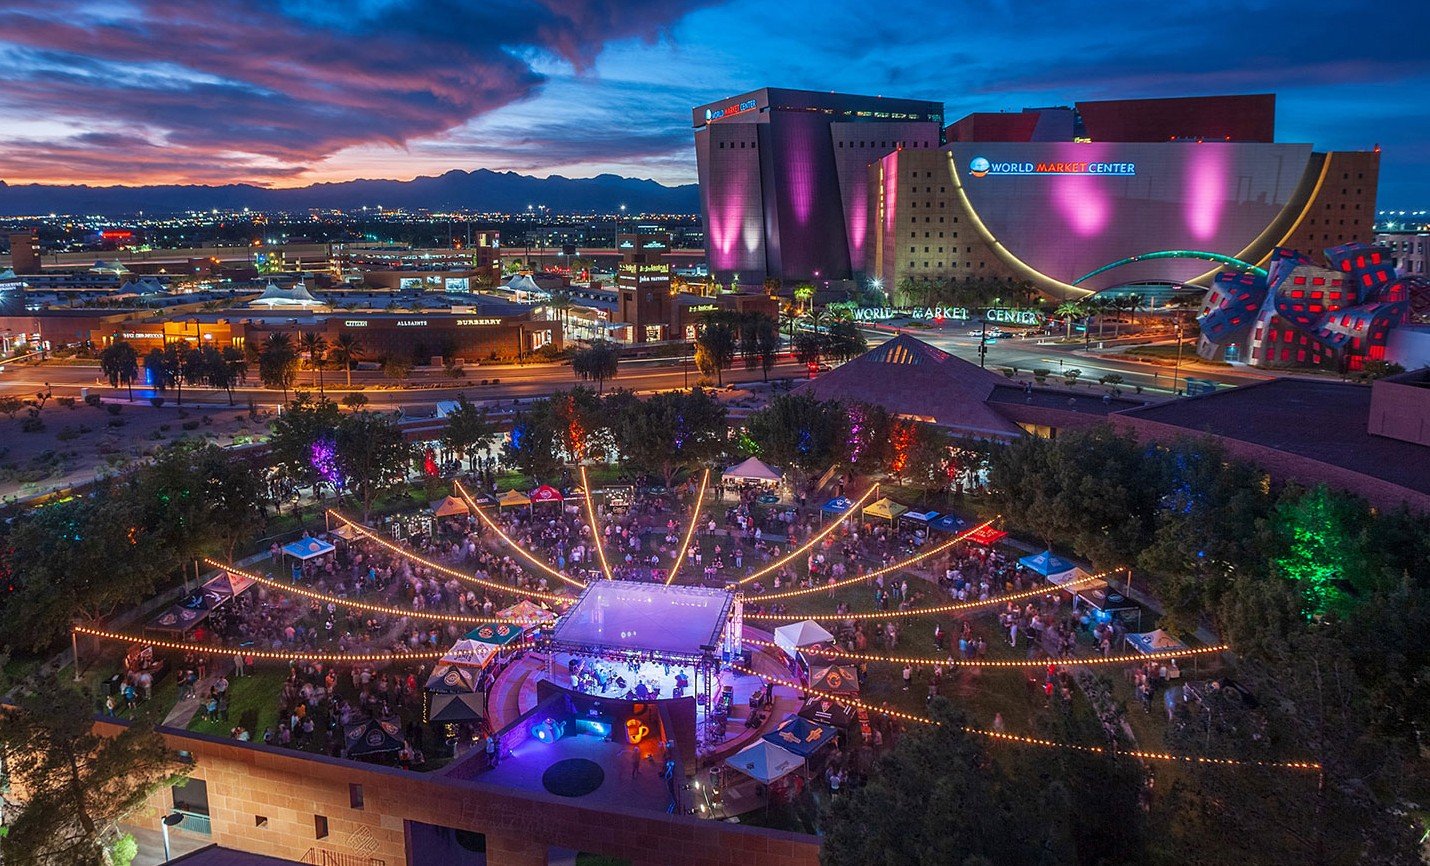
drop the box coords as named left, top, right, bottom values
left=1270, top=484, right=1362, bottom=614
left=744, top=392, right=844, bottom=486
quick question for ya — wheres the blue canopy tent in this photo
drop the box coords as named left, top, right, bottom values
left=930, top=513, right=969, bottom=533
left=1018, top=550, right=1080, bottom=577
left=762, top=714, right=839, bottom=757
left=464, top=622, right=526, bottom=646
left=821, top=497, right=854, bottom=515
left=283, top=538, right=335, bottom=561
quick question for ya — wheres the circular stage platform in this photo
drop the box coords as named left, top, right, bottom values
left=542, top=758, right=606, bottom=797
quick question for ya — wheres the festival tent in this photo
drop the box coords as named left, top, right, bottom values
left=722, top=457, right=782, bottom=485
left=530, top=484, right=564, bottom=504
left=820, top=497, right=854, bottom=515
left=146, top=604, right=208, bottom=634
left=282, top=538, right=335, bottom=561
left=330, top=524, right=361, bottom=543
left=810, top=664, right=860, bottom=696
left=966, top=524, right=1009, bottom=546
left=762, top=714, right=839, bottom=757
left=497, top=489, right=531, bottom=508
left=425, top=660, right=481, bottom=694
left=430, top=640, right=498, bottom=681
left=773, top=620, right=835, bottom=658
left=214, top=570, right=255, bottom=596
left=798, top=695, right=856, bottom=728
left=430, top=495, right=469, bottom=518
left=1019, top=549, right=1079, bottom=576
left=725, top=739, right=804, bottom=784
left=343, top=718, right=405, bottom=758
left=900, top=509, right=939, bottom=527
left=1126, top=630, right=1188, bottom=655
left=496, top=600, right=556, bottom=624
left=863, top=497, right=908, bottom=523
left=930, top=513, right=969, bottom=533
left=427, top=692, right=486, bottom=723
left=465, top=622, right=527, bottom=646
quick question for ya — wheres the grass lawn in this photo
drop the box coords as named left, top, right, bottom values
left=1122, top=342, right=1228, bottom=366
left=188, top=668, right=290, bottom=737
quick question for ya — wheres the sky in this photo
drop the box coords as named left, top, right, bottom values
left=0, top=0, right=1427, bottom=206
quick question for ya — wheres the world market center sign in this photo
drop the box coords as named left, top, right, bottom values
left=852, top=306, right=1043, bottom=326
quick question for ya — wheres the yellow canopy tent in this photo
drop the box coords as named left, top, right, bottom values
left=497, top=489, right=532, bottom=508
left=863, top=497, right=908, bottom=523
left=430, top=495, right=470, bottom=517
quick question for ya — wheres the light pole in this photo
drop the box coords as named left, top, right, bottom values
left=1171, top=320, right=1185, bottom=396
left=161, top=811, right=184, bottom=862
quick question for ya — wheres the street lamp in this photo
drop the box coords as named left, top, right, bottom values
left=1171, top=320, right=1186, bottom=396
left=161, top=811, right=184, bottom=862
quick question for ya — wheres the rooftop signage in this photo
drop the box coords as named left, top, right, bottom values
left=969, top=156, right=1136, bottom=177
left=852, top=306, right=1043, bottom=325
left=456, top=318, right=502, bottom=326
left=705, top=98, right=758, bottom=122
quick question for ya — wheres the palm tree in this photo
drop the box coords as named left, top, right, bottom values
left=298, top=332, right=328, bottom=395
left=1055, top=300, right=1084, bottom=340
left=258, top=332, right=299, bottom=402
left=98, top=340, right=139, bottom=401
left=327, top=333, right=363, bottom=388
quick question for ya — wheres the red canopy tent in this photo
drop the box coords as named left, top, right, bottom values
left=530, top=484, right=564, bottom=505
left=967, top=524, right=1008, bottom=546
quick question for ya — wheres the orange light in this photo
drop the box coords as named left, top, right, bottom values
left=72, top=624, right=531, bottom=665
left=578, top=466, right=614, bottom=580
left=665, top=469, right=709, bottom=585
left=731, top=486, right=878, bottom=587
left=451, top=481, right=587, bottom=590
left=746, top=571, right=1113, bottom=622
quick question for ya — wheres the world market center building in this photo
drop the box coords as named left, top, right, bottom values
left=696, top=91, right=1381, bottom=302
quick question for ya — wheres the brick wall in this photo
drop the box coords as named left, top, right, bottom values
left=117, top=722, right=820, bottom=866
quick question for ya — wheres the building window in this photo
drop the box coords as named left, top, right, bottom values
left=315, top=816, right=329, bottom=840
left=172, top=779, right=209, bottom=818
left=350, top=784, right=364, bottom=810
left=256, top=816, right=268, bottom=828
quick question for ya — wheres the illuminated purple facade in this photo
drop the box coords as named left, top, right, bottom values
left=693, top=88, right=942, bottom=286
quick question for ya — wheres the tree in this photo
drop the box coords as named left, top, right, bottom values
left=0, top=491, right=172, bottom=650
left=744, top=392, right=845, bottom=486
left=792, top=282, right=815, bottom=313
left=694, top=311, right=738, bottom=385
left=143, top=347, right=171, bottom=394
left=0, top=676, right=187, bottom=866
left=1062, top=368, right=1082, bottom=387
left=824, top=319, right=867, bottom=363
left=0, top=396, right=22, bottom=418
left=381, top=355, right=414, bottom=382
left=161, top=340, right=196, bottom=406
left=752, top=313, right=780, bottom=380
left=132, top=441, right=267, bottom=562
left=327, top=332, right=363, bottom=388
left=258, top=333, right=299, bottom=401
left=1055, top=300, right=1083, bottom=340
left=613, top=388, right=727, bottom=487
left=342, top=393, right=368, bottom=410
left=335, top=410, right=414, bottom=520
left=298, top=331, right=329, bottom=395
left=439, top=394, right=494, bottom=469
left=98, top=341, right=139, bottom=401
left=503, top=401, right=562, bottom=479
left=266, top=393, right=342, bottom=494
left=792, top=331, right=823, bottom=376
left=571, top=340, right=621, bottom=393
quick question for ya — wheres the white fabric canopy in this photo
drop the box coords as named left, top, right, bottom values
left=723, top=456, right=782, bottom=483
left=773, top=619, right=834, bottom=657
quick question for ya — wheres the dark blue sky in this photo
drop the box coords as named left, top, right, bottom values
left=0, top=0, right=1425, bottom=206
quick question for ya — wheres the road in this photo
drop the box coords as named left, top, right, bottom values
left=857, top=324, right=1270, bottom=395
left=0, top=355, right=815, bottom=412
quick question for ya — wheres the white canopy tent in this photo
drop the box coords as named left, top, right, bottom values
left=773, top=620, right=834, bottom=658
left=722, top=457, right=782, bottom=485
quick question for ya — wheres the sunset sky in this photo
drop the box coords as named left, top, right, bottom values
left=0, top=0, right=1426, bottom=205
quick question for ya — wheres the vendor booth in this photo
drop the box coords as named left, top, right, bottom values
left=725, top=739, right=804, bottom=784
left=722, top=457, right=782, bottom=487
left=762, top=714, right=839, bottom=758
left=430, top=495, right=469, bottom=518
left=863, top=497, right=908, bottom=523
left=1126, top=629, right=1188, bottom=655
left=496, top=599, right=556, bottom=625
left=773, top=620, right=834, bottom=658
left=799, top=695, right=856, bottom=728
left=965, top=524, right=1008, bottom=546
left=343, top=717, right=405, bottom=759
left=900, top=509, right=939, bottom=528
left=820, top=497, right=854, bottom=521
left=930, top=513, right=969, bottom=533
left=529, top=484, right=564, bottom=506
left=497, top=489, right=531, bottom=509
left=282, top=537, right=335, bottom=563
left=809, top=664, right=860, bottom=696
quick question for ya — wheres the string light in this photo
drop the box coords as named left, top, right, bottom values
left=729, top=663, right=1319, bottom=771
left=73, top=624, right=533, bottom=664
left=578, top=466, right=615, bottom=580
left=742, top=637, right=1230, bottom=668
left=326, top=510, right=573, bottom=603
left=665, top=469, right=709, bottom=586
left=201, top=558, right=543, bottom=626
left=731, top=486, right=878, bottom=586
left=450, top=481, right=588, bottom=590
left=752, top=517, right=997, bottom=600
left=745, top=572, right=1113, bottom=622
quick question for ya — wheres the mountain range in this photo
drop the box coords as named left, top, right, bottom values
left=0, top=169, right=701, bottom=217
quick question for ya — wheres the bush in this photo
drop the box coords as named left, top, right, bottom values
left=181, top=420, right=200, bottom=431
left=107, top=417, right=126, bottom=428
left=56, top=426, right=82, bottom=442
left=84, top=394, right=103, bottom=407
left=201, top=415, right=213, bottom=425
left=150, top=396, right=165, bottom=408
left=20, top=417, right=44, bottom=433
left=159, top=424, right=171, bottom=432
left=107, top=404, right=122, bottom=416
left=56, top=396, right=76, bottom=409
left=1032, top=368, right=1051, bottom=384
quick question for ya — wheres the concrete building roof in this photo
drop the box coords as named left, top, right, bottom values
left=1115, top=378, right=1430, bottom=499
